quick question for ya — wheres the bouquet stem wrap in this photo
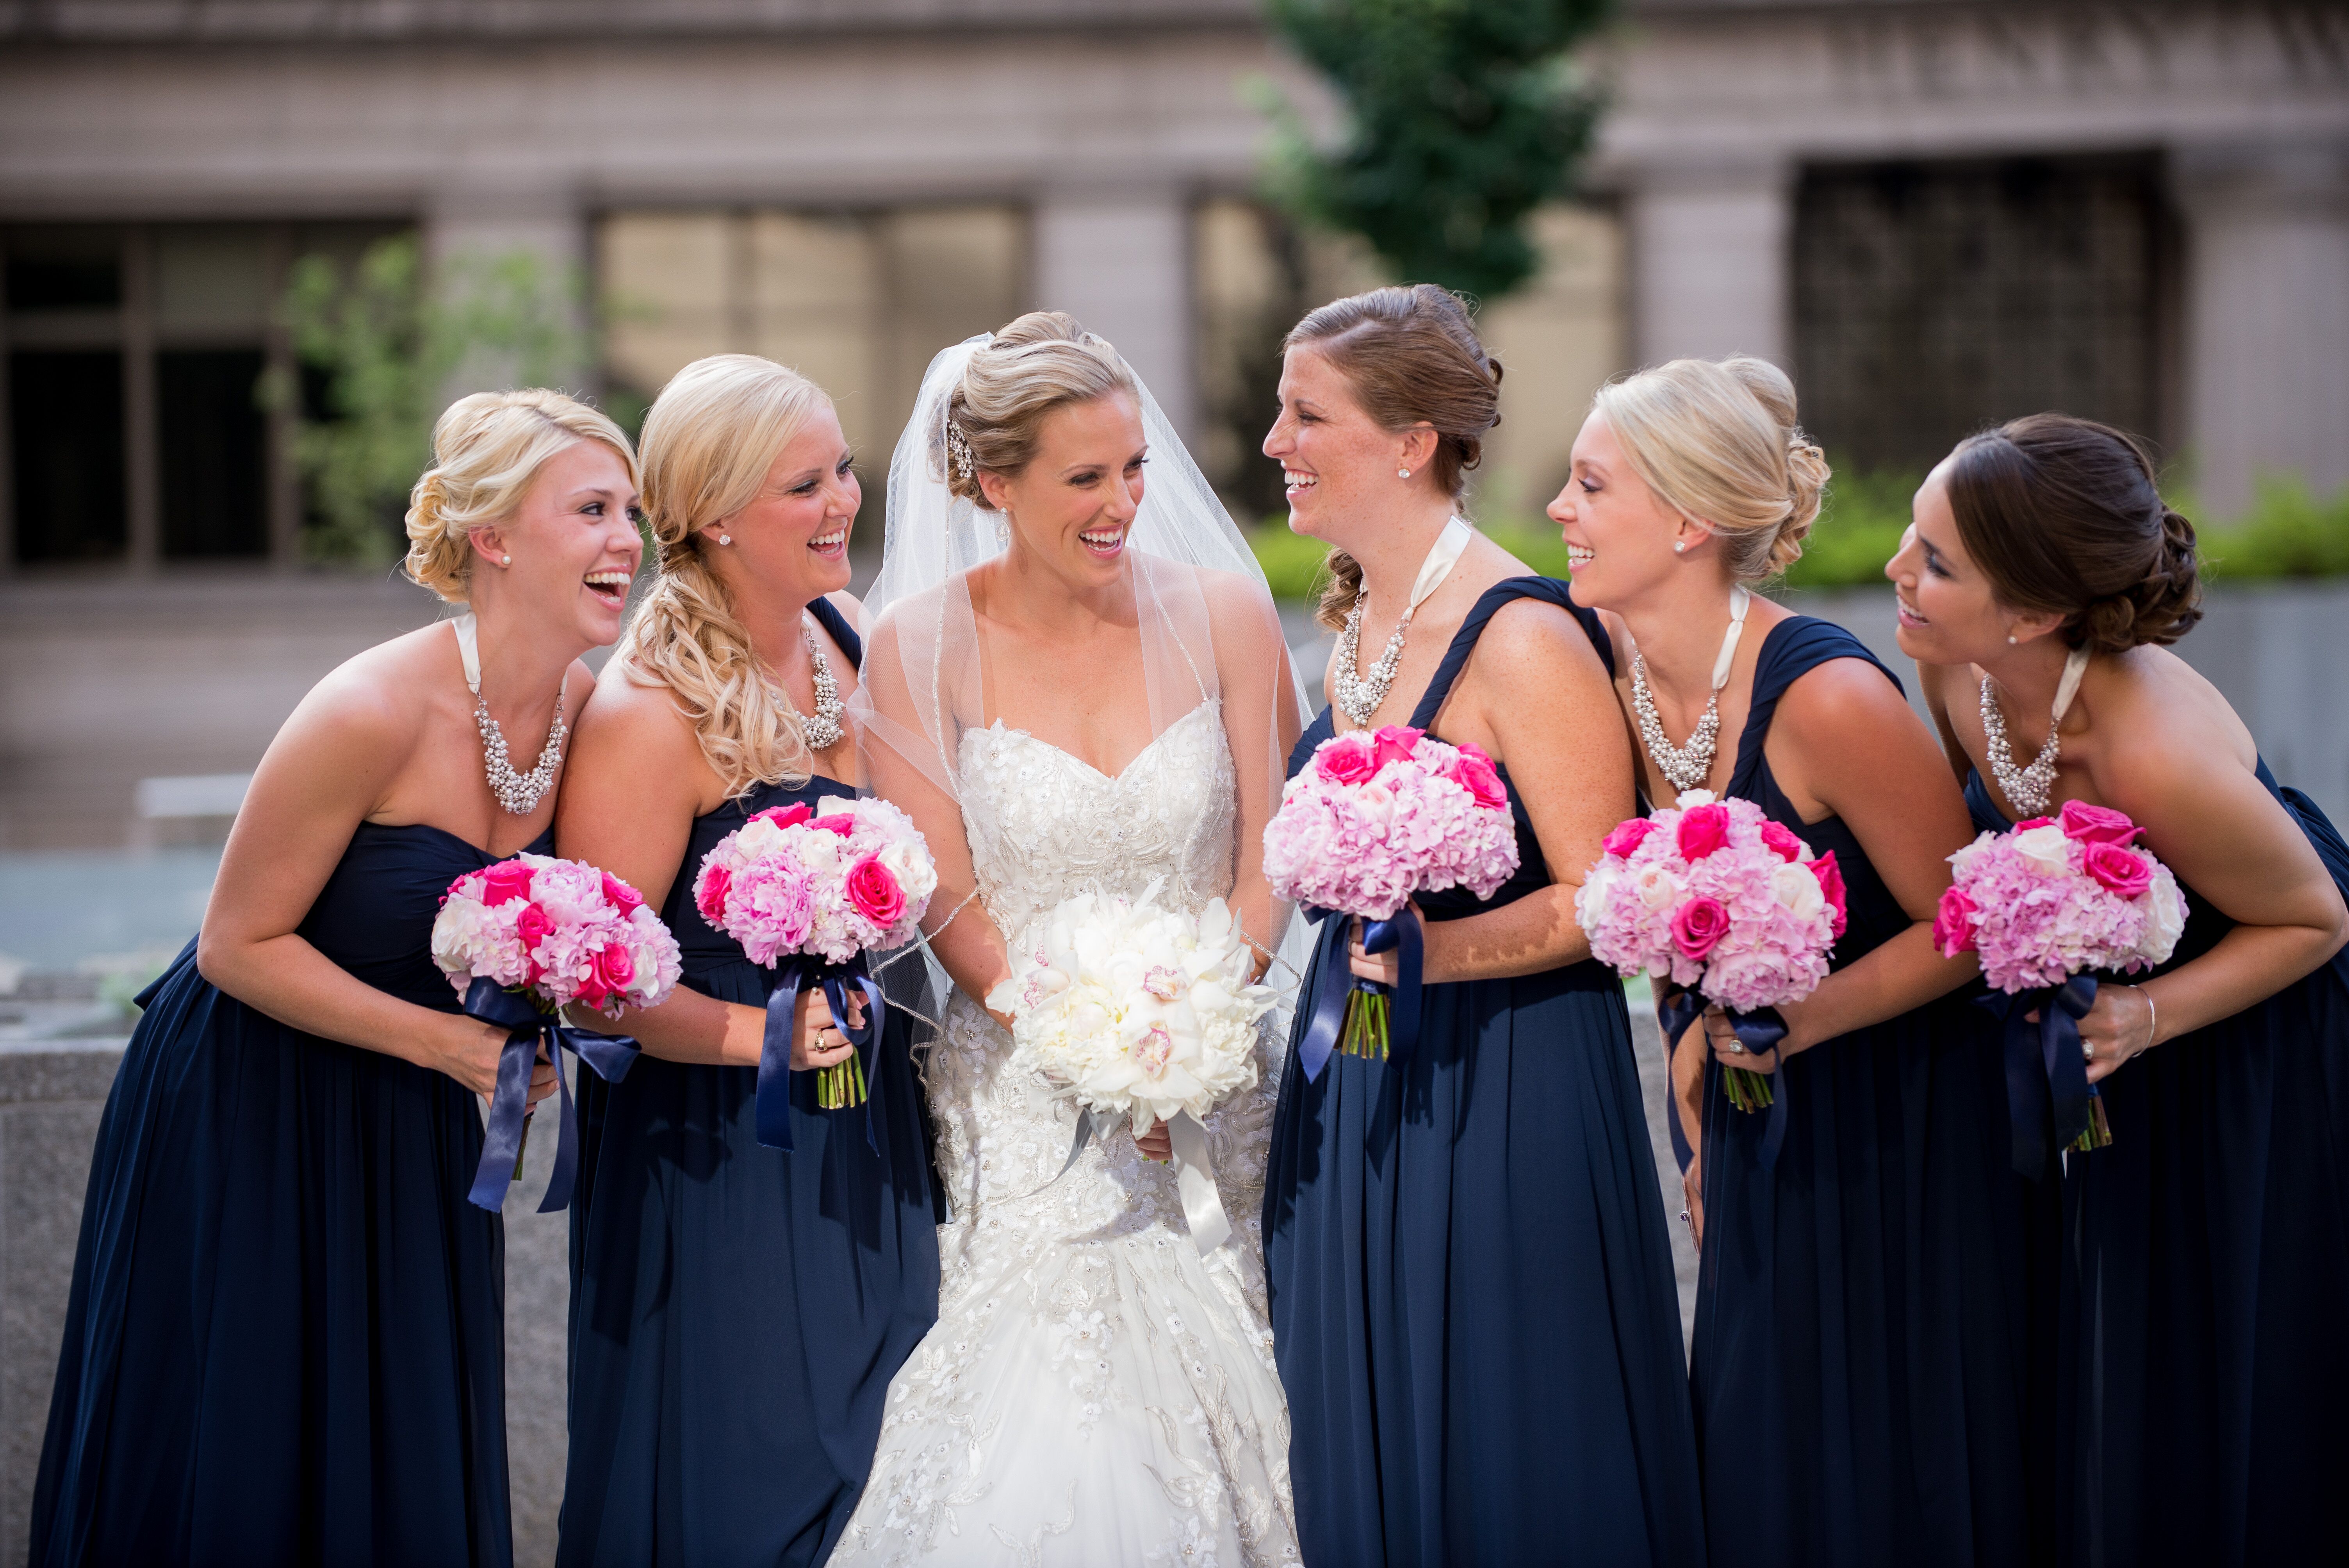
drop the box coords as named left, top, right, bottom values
left=1046, top=1106, right=1232, bottom=1255
left=463, top=977, right=641, bottom=1213
left=757, top=955, right=885, bottom=1154
left=1658, top=989, right=1790, bottom=1172
left=1981, top=975, right=2110, bottom=1178
left=1298, top=908, right=1423, bottom=1083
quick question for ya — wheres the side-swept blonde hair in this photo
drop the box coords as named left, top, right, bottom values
left=616, top=353, right=833, bottom=796
left=404, top=389, right=638, bottom=603
left=1591, top=356, right=1830, bottom=583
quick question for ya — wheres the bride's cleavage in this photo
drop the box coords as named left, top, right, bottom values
left=985, top=698, right=1216, bottom=784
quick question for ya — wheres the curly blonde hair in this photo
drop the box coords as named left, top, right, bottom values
left=1591, top=356, right=1829, bottom=584
left=940, top=311, right=1137, bottom=506
left=403, top=389, right=638, bottom=603
left=614, top=354, right=836, bottom=796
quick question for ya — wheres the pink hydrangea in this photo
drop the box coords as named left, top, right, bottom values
left=1264, top=730, right=1521, bottom=921
left=1934, top=811, right=2187, bottom=992
left=694, top=795, right=938, bottom=969
left=433, top=853, right=683, bottom=1020
left=1574, top=791, right=1839, bottom=1013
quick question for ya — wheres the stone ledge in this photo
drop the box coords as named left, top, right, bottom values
left=0, top=1041, right=128, bottom=1105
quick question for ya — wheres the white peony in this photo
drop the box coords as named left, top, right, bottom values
left=1771, top=860, right=1826, bottom=920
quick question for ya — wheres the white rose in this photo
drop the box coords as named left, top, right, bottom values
left=1771, top=861, right=1826, bottom=920
left=2012, top=823, right=2073, bottom=877
left=1675, top=789, right=1717, bottom=809
left=2133, top=863, right=2187, bottom=964
left=815, top=795, right=856, bottom=820
left=1632, top=863, right=1681, bottom=911
left=1577, top=861, right=1621, bottom=918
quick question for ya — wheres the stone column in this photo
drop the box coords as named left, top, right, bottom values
left=422, top=186, right=593, bottom=398
left=1623, top=157, right=1793, bottom=368
left=1032, top=189, right=1196, bottom=439
left=2174, top=141, right=2349, bottom=519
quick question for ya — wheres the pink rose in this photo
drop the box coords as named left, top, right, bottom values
left=1447, top=747, right=1508, bottom=811
left=593, top=943, right=636, bottom=993
left=696, top=866, right=732, bottom=925
left=1671, top=896, right=1731, bottom=960
left=1602, top=818, right=1656, bottom=859
left=601, top=871, right=644, bottom=916
left=2013, top=816, right=2055, bottom=832
left=1317, top=737, right=1378, bottom=786
left=845, top=856, right=905, bottom=925
left=481, top=860, right=536, bottom=907
left=575, top=971, right=611, bottom=1011
left=517, top=901, right=553, bottom=982
left=1371, top=724, right=1424, bottom=771
left=1677, top=803, right=1731, bottom=862
left=2082, top=842, right=2153, bottom=898
left=1933, top=887, right=1978, bottom=955
left=750, top=802, right=813, bottom=831
left=1760, top=821, right=1804, bottom=863
left=811, top=815, right=859, bottom=837
left=1809, top=850, right=1848, bottom=937
left=2060, top=798, right=2141, bottom=847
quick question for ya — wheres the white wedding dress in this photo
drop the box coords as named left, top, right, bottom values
left=832, top=697, right=1301, bottom=1567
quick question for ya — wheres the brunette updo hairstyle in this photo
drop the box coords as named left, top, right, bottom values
left=403, top=388, right=638, bottom=603
left=942, top=311, right=1137, bottom=505
left=1283, top=285, right=1504, bottom=631
left=1943, top=413, right=2203, bottom=654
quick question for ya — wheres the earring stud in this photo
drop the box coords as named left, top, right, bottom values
left=2007, top=634, right=2019, bottom=644
left=500, top=554, right=512, bottom=566
left=716, top=533, right=732, bottom=546
left=1397, top=468, right=1411, bottom=480
left=1673, top=541, right=1686, bottom=554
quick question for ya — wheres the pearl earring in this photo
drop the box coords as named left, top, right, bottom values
left=1672, top=541, right=1686, bottom=554
left=2007, top=634, right=2019, bottom=645
left=1397, top=468, right=1412, bottom=480
left=715, top=533, right=731, bottom=546
left=500, top=554, right=512, bottom=566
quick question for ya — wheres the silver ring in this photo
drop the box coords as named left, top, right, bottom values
left=1727, top=1041, right=1746, bottom=1055
left=2083, top=1041, right=2095, bottom=1063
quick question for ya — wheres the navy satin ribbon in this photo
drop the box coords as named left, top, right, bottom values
left=463, top=977, right=640, bottom=1213
left=1657, top=989, right=1790, bottom=1172
left=756, top=955, right=886, bottom=1154
left=1296, top=907, right=1424, bottom=1083
left=1981, top=975, right=2099, bottom=1179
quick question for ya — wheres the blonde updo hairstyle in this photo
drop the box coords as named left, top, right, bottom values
left=616, top=354, right=836, bottom=796
left=1282, top=285, right=1504, bottom=631
left=941, top=311, right=1139, bottom=507
left=1591, top=356, right=1829, bottom=584
left=403, top=388, right=638, bottom=603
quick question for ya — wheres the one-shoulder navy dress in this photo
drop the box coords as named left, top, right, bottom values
left=559, top=599, right=941, bottom=1568
left=1265, top=577, right=1705, bottom=1568
left=1964, top=757, right=2349, bottom=1565
left=1691, top=618, right=2065, bottom=1568
left=32, top=821, right=526, bottom=1568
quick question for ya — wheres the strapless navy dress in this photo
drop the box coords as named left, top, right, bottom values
left=31, top=820, right=526, bottom=1568
left=1265, top=578, right=1705, bottom=1568
left=1964, top=757, right=2349, bottom=1565
left=559, top=599, right=941, bottom=1568
left=1691, top=618, right=2066, bottom=1568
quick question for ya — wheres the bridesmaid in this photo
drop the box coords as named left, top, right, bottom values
left=32, top=390, right=641, bottom=1566
left=552, top=355, right=940, bottom=1567
left=1555, top=358, right=2062, bottom=1567
left=1261, top=285, right=1704, bottom=1567
left=1890, top=413, right=2349, bottom=1564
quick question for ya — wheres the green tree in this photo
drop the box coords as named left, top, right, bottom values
left=270, top=234, right=588, bottom=564
left=1264, top=0, right=1614, bottom=301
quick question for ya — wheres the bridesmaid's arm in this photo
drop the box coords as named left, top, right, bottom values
left=197, top=668, right=526, bottom=1097
left=1743, top=659, right=1978, bottom=1060
left=1381, top=597, right=1635, bottom=985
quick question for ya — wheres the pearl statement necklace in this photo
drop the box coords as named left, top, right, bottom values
left=793, top=615, right=846, bottom=751
left=1628, top=586, right=1750, bottom=796
left=453, top=614, right=567, bottom=816
left=1333, top=516, right=1474, bottom=727
left=1980, top=646, right=2091, bottom=819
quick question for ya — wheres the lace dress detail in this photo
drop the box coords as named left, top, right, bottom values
left=833, top=699, right=1299, bottom=1567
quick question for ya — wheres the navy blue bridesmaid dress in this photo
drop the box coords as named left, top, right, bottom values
left=1265, top=577, right=1705, bottom=1568
left=1691, top=618, right=2064, bottom=1568
left=559, top=598, right=941, bottom=1568
left=32, top=821, right=526, bottom=1568
left=1964, top=756, right=2349, bottom=1565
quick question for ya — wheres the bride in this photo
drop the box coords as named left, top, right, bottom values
left=832, top=313, right=1307, bottom=1565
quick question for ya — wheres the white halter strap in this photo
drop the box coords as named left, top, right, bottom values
left=2051, top=645, right=2091, bottom=725
left=452, top=613, right=484, bottom=696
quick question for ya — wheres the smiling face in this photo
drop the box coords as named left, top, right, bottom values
left=1263, top=346, right=1429, bottom=546
left=1545, top=410, right=1696, bottom=612
left=978, top=392, right=1146, bottom=591
left=706, top=402, right=861, bottom=606
left=475, top=438, right=644, bottom=646
left=1886, top=464, right=2041, bottom=666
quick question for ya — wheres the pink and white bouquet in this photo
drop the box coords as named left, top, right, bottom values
left=1576, top=790, right=1845, bottom=1114
left=1933, top=798, right=2187, bottom=1153
left=433, top=855, right=681, bottom=1211
left=1264, top=723, right=1518, bottom=1069
left=694, top=795, right=937, bottom=1121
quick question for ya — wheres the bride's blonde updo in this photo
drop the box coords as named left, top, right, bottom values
left=616, top=353, right=834, bottom=796
left=1591, top=356, right=1829, bottom=583
left=403, top=388, right=638, bottom=603
left=941, top=311, right=1137, bottom=505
